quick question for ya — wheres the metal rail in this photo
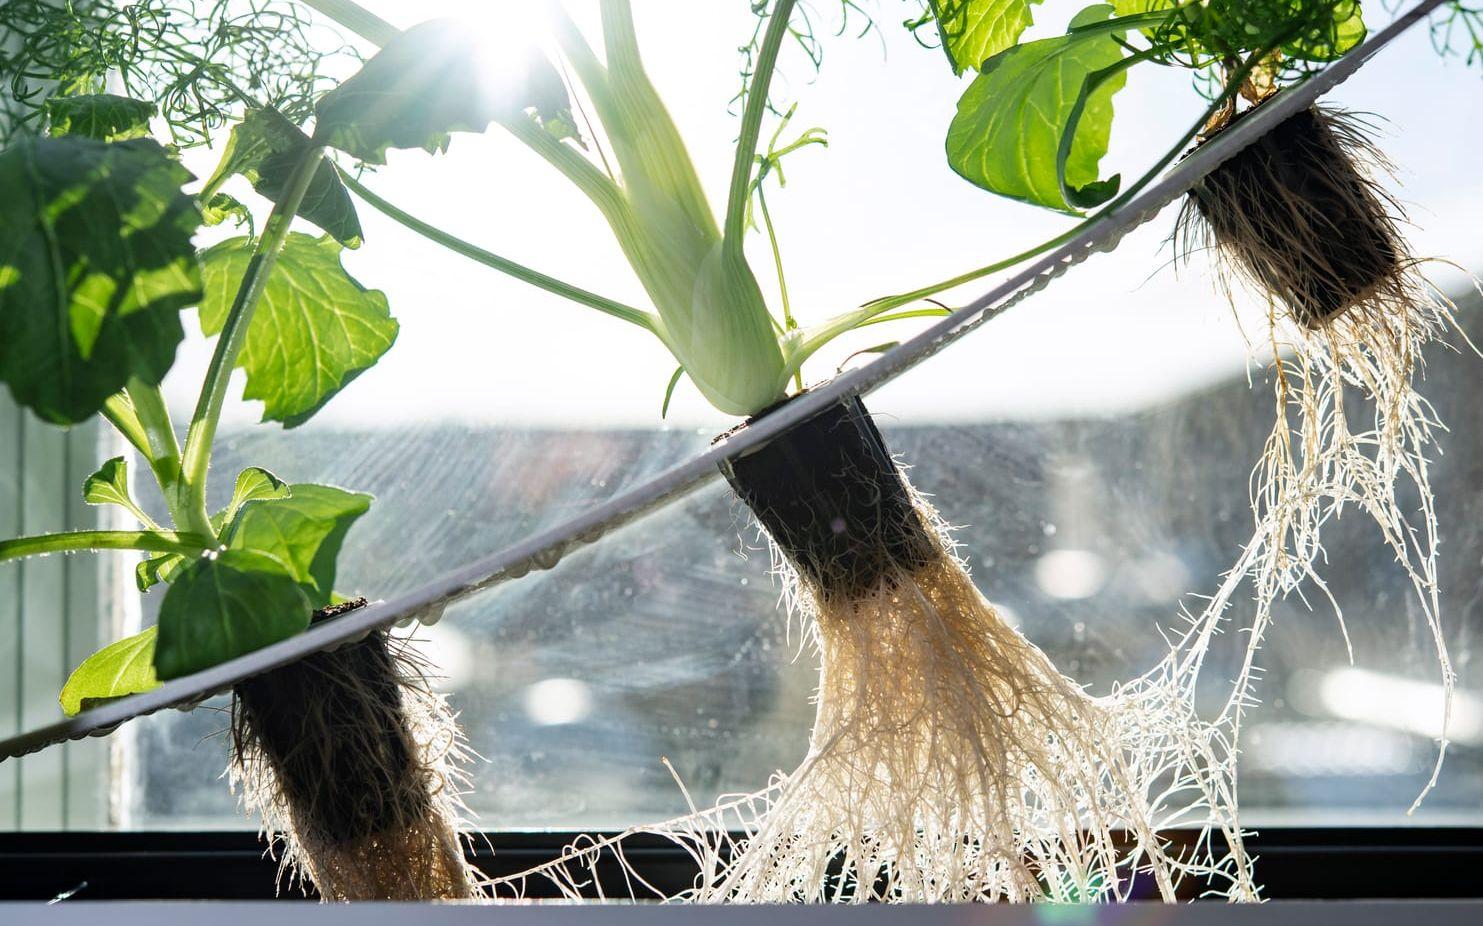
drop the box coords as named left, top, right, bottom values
left=0, top=0, right=1448, bottom=762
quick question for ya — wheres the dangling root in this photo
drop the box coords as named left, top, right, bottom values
left=692, top=503, right=1252, bottom=902
left=1178, top=101, right=1473, bottom=808
left=490, top=495, right=1256, bottom=903
left=231, top=609, right=483, bottom=900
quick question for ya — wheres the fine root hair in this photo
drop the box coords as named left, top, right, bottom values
left=231, top=625, right=483, bottom=900
left=489, top=491, right=1256, bottom=903
left=1177, top=102, right=1471, bottom=809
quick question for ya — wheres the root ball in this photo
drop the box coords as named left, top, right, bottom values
left=231, top=603, right=481, bottom=900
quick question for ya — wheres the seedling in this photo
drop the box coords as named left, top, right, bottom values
left=925, top=0, right=1471, bottom=814
left=0, top=2, right=499, bottom=899
left=330, top=0, right=1259, bottom=902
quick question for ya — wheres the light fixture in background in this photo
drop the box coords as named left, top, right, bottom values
left=1034, top=549, right=1108, bottom=600
left=523, top=677, right=594, bottom=727
left=1244, top=720, right=1417, bottom=777
left=1293, top=667, right=1483, bottom=747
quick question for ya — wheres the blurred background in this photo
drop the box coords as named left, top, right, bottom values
left=3, top=0, right=1482, bottom=832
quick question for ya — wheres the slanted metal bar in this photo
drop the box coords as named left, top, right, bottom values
left=0, top=0, right=1448, bottom=762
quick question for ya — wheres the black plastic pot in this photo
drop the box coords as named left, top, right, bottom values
left=1188, top=103, right=1400, bottom=328
left=720, top=396, right=936, bottom=598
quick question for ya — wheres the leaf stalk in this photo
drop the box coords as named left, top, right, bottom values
left=0, top=530, right=213, bottom=566
left=180, top=143, right=325, bottom=532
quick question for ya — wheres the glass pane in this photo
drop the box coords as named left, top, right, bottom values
left=5, top=1, right=1479, bottom=837
left=125, top=285, right=1483, bottom=830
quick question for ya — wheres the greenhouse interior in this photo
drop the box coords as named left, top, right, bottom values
left=2, top=0, right=1482, bottom=920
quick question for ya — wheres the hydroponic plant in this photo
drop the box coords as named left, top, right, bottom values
left=912, top=0, right=1474, bottom=812
left=0, top=0, right=502, bottom=899
left=327, top=0, right=1258, bottom=902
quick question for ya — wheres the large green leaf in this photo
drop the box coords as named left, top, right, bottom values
left=198, top=233, right=397, bottom=427
left=946, top=4, right=1129, bottom=214
left=224, top=483, right=371, bottom=608
left=932, top=0, right=1044, bottom=74
left=59, top=626, right=161, bottom=715
left=313, top=18, right=500, bottom=163
left=0, top=137, right=201, bottom=424
left=154, top=550, right=312, bottom=680
left=46, top=94, right=156, bottom=141
left=204, top=107, right=362, bottom=247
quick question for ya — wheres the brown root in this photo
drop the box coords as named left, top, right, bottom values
left=1177, top=100, right=1466, bottom=811
left=231, top=610, right=482, bottom=900
left=1179, top=104, right=1406, bottom=329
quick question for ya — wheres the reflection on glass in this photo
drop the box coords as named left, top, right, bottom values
left=121, top=296, right=1483, bottom=830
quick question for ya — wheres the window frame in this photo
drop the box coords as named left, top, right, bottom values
left=1, top=397, right=132, bottom=830
left=1, top=828, right=1481, bottom=901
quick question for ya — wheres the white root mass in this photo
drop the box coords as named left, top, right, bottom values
left=1178, top=106, right=1470, bottom=810
left=490, top=497, right=1258, bottom=903
left=489, top=106, right=1468, bottom=905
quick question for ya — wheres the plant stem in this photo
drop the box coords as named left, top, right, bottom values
left=295, top=0, right=398, bottom=46
left=862, top=47, right=1270, bottom=317
left=179, top=144, right=324, bottom=532
left=724, top=0, right=798, bottom=248
left=340, top=170, right=658, bottom=331
left=125, top=380, right=213, bottom=538
left=501, top=114, right=639, bottom=242
left=756, top=183, right=803, bottom=392
left=0, top=530, right=213, bottom=566
left=853, top=307, right=954, bottom=328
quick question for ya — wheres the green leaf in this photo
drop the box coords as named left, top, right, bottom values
left=946, top=4, right=1129, bottom=214
left=46, top=94, right=157, bottom=141
left=223, top=483, right=371, bottom=608
left=198, top=233, right=398, bottom=427
left=204, top=108, right=362, bottom=247
left=660, top=365, right=685, bottom=419
left=154, top=549, right=312, bottom=680
left=507, top=50, right=582, bottom=145
left=1284, top=1, right=1365, bottom=62
left=136, top=552, right=186, bottom=593
left=1114, top=0, right=1363, bottom=62
left=60, top=626, right=161, bottom=715
left=139, top=469, right=292, bottom=594
left=313, top=18, right=501, bottom=163
left=81, top=455, right=153, bottom=526
left=201, top=193, right=253, bottom=231
left=82, top=457, right=133, bottom=508
left=932, top=0, right=1044, bottom=74
left=0, top=137, right=200, bottom=424
left=221, top=467, right=293, bottom=529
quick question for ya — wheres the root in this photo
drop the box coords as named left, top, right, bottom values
left=487, top=105, right=1471, bottom=905
left=231, top=624, right=483, bottom=900
left=1178, top=102, right=1468, bottom=810
left=489, top=497, right=1256, bottom=903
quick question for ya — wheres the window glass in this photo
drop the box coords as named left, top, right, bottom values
left=6, top=1, right=1481, bottom=834
left=126, top=286, right=1483, bottom=830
